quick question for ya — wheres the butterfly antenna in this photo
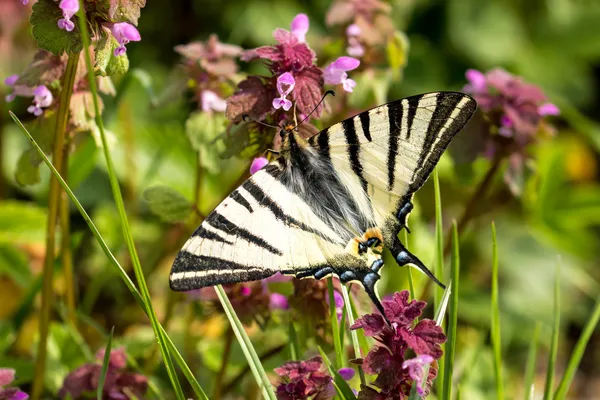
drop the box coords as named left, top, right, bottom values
left=242, top=114, right=280, bottom=130
left=292, top=90, right=335, bottom=129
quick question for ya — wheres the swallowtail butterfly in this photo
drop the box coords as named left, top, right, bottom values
left=169, top=92, right=477, bottom=315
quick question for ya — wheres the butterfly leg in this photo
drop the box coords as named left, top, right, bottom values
left=392, top=239, right=446, bottom=289
left=396, top=200, right=413, bottom=234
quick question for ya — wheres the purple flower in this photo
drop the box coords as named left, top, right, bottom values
left=270, top=293, right=289, bottom=310
left=291, top=14, right=309, bottom=43
left=274, top=357, right=335, bottom=400
left=538, top=103, right=560, bottom=116
left=21, top=0, right=29, bottom=5
left=402, top=355, right=434, bottom=396
left=325, top=289, right=344, bottom=321
left=59, top=347, right=147, bottom=400
left=338, top=367, right=355, bottom=381
left=0, top=368, right=29, bottom=400
left=110, top=22, right=141, bottom=57
left=201, top=90, right=227, bottom=113
left=350, top=290, right=446, bottom=398
left=4, top=75, right=33, bottom=102
left=250, top=157, right=269, bottom=174
left=346, top=24, right=364, bottom=57
left=273, top=72, right=295, bottom=111
left=324, top=56, right=360, bottom=92
left=26, top=85, right=53, bottom=116
left=57, top=0, right=79, bottom=32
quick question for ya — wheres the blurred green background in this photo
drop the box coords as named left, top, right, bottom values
left=1, top=0, right=600, bottom=399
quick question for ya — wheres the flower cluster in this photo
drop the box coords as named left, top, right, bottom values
left=274, top=357, right=335, bottom=400
left=0, top=369, right=28, bottom=400
left=226, top=13, right=360, bottom=125
left=463, top=68, right=560, bottom=194
left=350, top=291, right=446, bottom=398
left=59, top=347, right=148, bottom=400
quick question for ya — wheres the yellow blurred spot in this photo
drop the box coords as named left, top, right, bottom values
left=0, top=278, right=23, bottom=320
left=16, top=316, right=38, bottom=355
left=192, top=315, right=225, bottom=339
left=565, top=139, right=597, bottom=182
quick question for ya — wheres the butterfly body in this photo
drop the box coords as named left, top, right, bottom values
left=170, top=92, right=477, bottom=315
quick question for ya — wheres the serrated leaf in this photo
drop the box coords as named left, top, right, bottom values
left=31, top=0, right=83, bottom=56
left=185, top=112, right=227, bottom=173
left=108, top=0, right=146, bottom=25
left=0, top=201, right=48, bottom=245
left=142, top=185, right=192, bottom=222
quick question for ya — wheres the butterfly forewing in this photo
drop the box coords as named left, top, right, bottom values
left=170, top=91, right=476, bottom=294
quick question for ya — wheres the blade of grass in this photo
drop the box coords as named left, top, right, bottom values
left=215, top=285, right=277, bottom=400
left=442, top=221, right=460, bottom=400
left=347, top=291, right=371, bottom=358
left=554, top=294, right=600, bottom=399
left=9, top=112, right=209, bottom=400
left=318, top=347, right=357, bottom=400
left=340, top=285, right=366, bottom=385
left=288, top=320, right=299, bottom=360
left=433, top=168, right=445, bottom=395
left=75, top=4, right=184, bottom=399
left=543, top=260, right=561, bottom=400
left=409, top=282, right=452, bottom=400
left=328, top=278, right=344, bottom=368
left=491, top=222, right=504, bottom=400
left=97, top=327, right=115, bottom=400
left=402, top=230, right=416, bottom=301
left=31, top=52, right=79, bottom=400
left=524, top=322, right=541, bottom=400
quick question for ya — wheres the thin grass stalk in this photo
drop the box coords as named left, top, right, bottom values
left=554, top=294, right=600, bottom=399
left=213, top=327, right=234, bottom=400
left=75, top=5, right=184, bottom=399
left=433, top=168, right=445, bottom=395
left=442, top=221, right=460, bottom=400
left=524, top=322, right=541, bottom=400
left=543, top=260, right=561, bottom=400
left=491, top=222, right=504, bottom=400
left=10, top=111, right=209, bottom=400
left=97, top=327, right=115, bottom=400
left=31, top=52, right=79, bottom=400
left=328, top=278, right=344, bottom=368
left=60, top=148, right=76, bottom=327
left=402, top=230, right=416, bottom=301
left=215, top=285, right=277, bottom=400
left=340, top=285, right=366, bottom=385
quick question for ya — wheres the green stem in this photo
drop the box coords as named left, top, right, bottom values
left=213, top=327, right=235, bottom=400
left=76, top=4, right=185, bottom=399
left=340, top=285, right=366, bottom=385
left=31, top=52, right=79, bottom=400
left=60, top=147, right=76, bottom=327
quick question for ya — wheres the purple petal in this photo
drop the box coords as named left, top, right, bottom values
left=269, top=293, right=289, bottom=310
left=4, top=75, right=19, bottom=86
left=201, top=90, right=227, bottom=112
left=538, top=102, right=560, bottom=116
left=276, top=72, right=295, bottom=96
left=59, top=0, right=79, bottom=17
left=13, top=390, right=29, bottom=400
left=346, top=24, right=361, bottom=37
left=58, top=18, right=75, bottom=32
left=331, top=56, right=360, bottom=71
left=337, top=367, right=355, bottom=381
left=323, top=66, right=345, bottom=85
left=465, top=69, right=486, bottom=92
left=342, top=78, right=356, bottom=92
left=281, top=98, right=292, bottom=111
left=290, top=14, right=309, bottom=43
left=21, top=0, right=29, bottom=4
left=250, top=157, right=269, bottom=174
left=33, top=85, right=50, bottom=97
left=0, top=368, right=16, bottom=386
left=347, top=42, right=364, bottom=57
left=500, top=115, right=513, bottom=127
left=240, top=286, right=252, bottom=296
left=111, top=22, right=141, bottom=45
left=5, top=93, right=16, bottom=102
left=114, top=46, right=127, bottom=57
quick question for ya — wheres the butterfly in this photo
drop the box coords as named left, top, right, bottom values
left=169, top=92, right=477, bottom=315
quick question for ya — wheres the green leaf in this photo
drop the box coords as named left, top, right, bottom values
left=433, top=168, right=445, bottom=395
left=386, top=30, right=410, bottom=78
left=108, top=0, right=146, bottom=24
left=186, top=112, right=228, bottom=173
left=442, top=221, right=460, bottom=400
left=221, top=122, right=270, bottom=160
left=0, top=201, right=48, bottom=245
left=98, top=327, right=114, bottom=400
left=94, top=33, right=125, bottom=77
left=318, top=347, right=357, bottom=400
left=328, top=278, right=343, bottom=368
left=544, top=260, right=561, bottom=400
left=31, top=0, right=83, bottom=55
left=142, top=185, right=192, bottom=222
left=106, top=52, right=130, bottom=76
left=524, top=323, right=541, bottom=400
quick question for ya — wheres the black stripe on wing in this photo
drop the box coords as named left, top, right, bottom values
left=387, top=100, right=403, bottom=191
left=359, top=112, right=372, bottom=142
left=191, top=225, right=233, bottom=245
left=342, top=119, right=368, bottom=192
left=405, top=95, right=420, bottom=140
left=230, top=190, right=253, bottom=212
left=205, top=211, right=283, bottom=256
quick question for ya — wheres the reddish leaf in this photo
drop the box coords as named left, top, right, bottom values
left=292, top=66, right=324, bottom=117
left=225, top=77, right=273, bottom=122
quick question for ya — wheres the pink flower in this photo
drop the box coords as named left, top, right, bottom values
left=274, top=357, right=335, bottom=400
left=200, top=90, right=227, bottom=113
left=402, top=355, right=434, bottom=396
left=21, top=0, right=29, bottom=5
left=110, top=22, right=141, bottom=57
left=26, top=85, right=53, bottom=116
left=538, top=102, right=560, bottom=116
left=250, top=157, right=269, bottom=174
left=346, top=24, right=364, bottom=57
left=4, top=75, right=34, bottom=102
left=269, top=293, right=289, bottom=310
left=272, top=72, right=295, bottom=111
left=325, top=289, right=344, bottom=320
left=57, top=0, right=79, bottom=32
left=0, top=368, right=29, bottom=400
left=290, top=13, right=309, bottom=43
left=323, top=56, right=360, bottom=92
left=465, top=68, right=486, bottom=92
left=338, top=367, right=355, bottom=381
